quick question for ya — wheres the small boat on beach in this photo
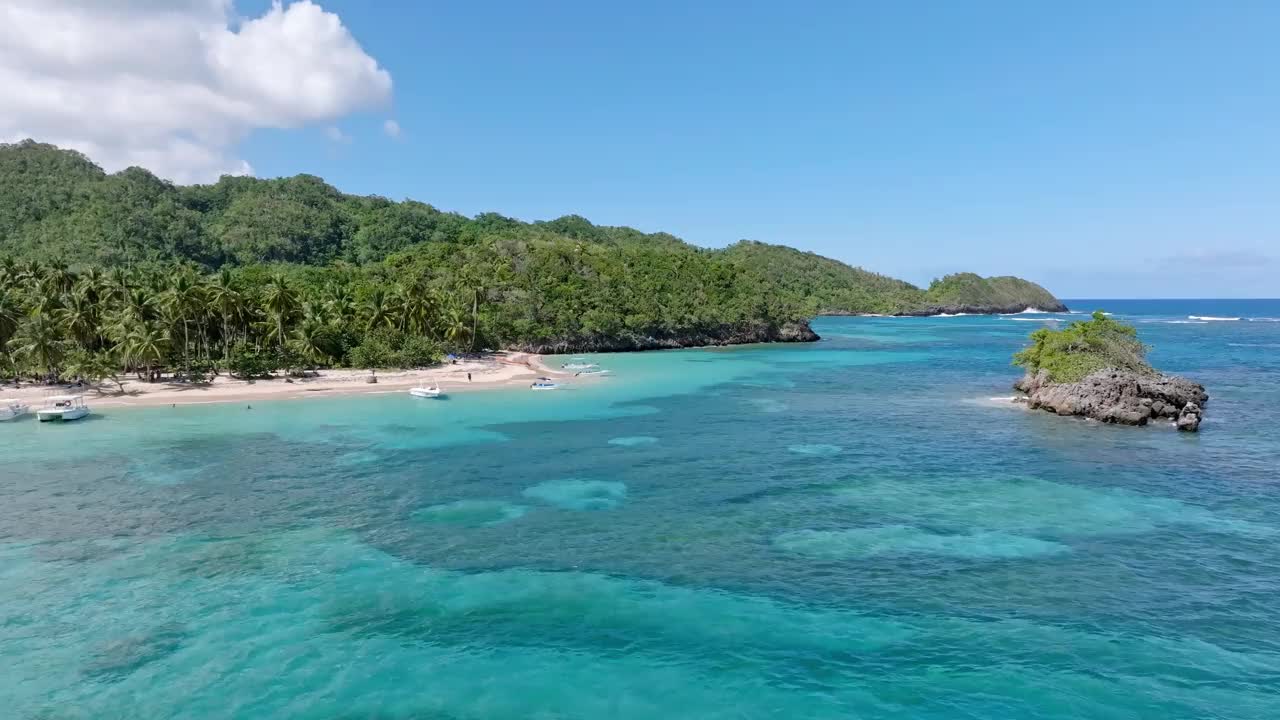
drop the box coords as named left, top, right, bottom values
left=409, top=386, right=445, bottom=399
left=531, top=378, right=559, bottom=391
left=561, top=357, right=598, bottom=370
left=574, top=368, right=611, bottom=377
left=36, top=395, right=90, bottom=422
left=0, top=399, right=31, bottom=422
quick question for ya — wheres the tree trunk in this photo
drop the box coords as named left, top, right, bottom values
left=470, top=288, right=479, bottom=352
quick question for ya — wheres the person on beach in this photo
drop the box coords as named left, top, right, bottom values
left=467, top=372, right=472, bottom=382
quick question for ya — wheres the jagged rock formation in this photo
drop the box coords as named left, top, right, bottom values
left=1015, top=369, right=1208, bottom=431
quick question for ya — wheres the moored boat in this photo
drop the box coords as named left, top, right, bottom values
left=409, top=386, right=445, bottom=399
left=0, top=399, right=31, bottom=422
left=531, top=377, right=559, bottom=390
left=36, top=395, right=90, bottom=422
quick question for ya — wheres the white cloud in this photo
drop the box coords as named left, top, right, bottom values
left=0, top=0, right=392, bottom=182
left=383, top=119, right=402, bottom=139
left=324, top=126, right=351, bottom=144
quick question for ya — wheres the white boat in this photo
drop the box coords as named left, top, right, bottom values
left=562, top=362, right=598, bottom=370
left=37, top=395, right=90, bottom=422
left=409, top=386, right=445, bottom=399
left=0, top=399, right=31, bottom=422
left=574, top=368, right=611, bottom=376
left=531, top=378, right=559, bottom=391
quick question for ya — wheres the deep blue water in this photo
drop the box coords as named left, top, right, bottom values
left=2, top=299, right=1279, bottom=719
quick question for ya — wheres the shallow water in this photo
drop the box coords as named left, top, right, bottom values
left=3, top=299, right=1280, bottom=719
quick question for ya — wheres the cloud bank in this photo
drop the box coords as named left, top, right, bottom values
left=0, top=0, right=392, bottom=182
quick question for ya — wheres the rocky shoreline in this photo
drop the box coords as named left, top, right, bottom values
left=509, top=320, right=820, bottom=354
left=822, top=302, right=1070, bottom=317
left=891, top=301, right=1070, bottom=317
left=1015, top=368, right=1208, bottom=431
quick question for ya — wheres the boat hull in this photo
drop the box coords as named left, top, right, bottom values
left=37, top=408, right=90, bottom=422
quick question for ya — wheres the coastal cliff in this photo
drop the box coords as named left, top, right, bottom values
left=508, top=320, right=820, bottom=354
left=1011, top=311, right=1208, bottom=431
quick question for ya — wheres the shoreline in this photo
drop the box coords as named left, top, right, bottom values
left=819, top=305, right=1071, bottom=318
left=1, top=353, right=568, bottom=409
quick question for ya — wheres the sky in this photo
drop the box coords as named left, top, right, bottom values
left=2, top=1, right=1277, bottom=297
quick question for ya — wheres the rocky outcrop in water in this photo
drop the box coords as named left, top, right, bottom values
left=510, top=320, right=819, bottom=354
left=1015, top=368, right=1208, bottom=431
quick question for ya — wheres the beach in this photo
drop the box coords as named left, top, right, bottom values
left=1, top=352, right=560, bottom=408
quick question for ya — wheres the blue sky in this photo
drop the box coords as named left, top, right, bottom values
left=234, top=1, right=1278, bottom=297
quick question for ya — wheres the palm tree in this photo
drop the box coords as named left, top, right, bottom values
left=362, top=287, right=394, bottom=331
left=18, top=260, right=43, bottom=286
left=291, top=317, right=330, bottom=367
left=470, top=285, right=483, bottom=352
left=162, top=272, right=204, bottom=377
left=394, top=281, right=440, bottom=336
left=262, top=274, right=299, bottom=350
left=78, top=268, right=106, bottom=304
left=206, top=268, right=243, bottom=365
left=57, top=288, right=99, bottom=351
left=324, top=283, right=356, bottom=327
left=124, top=287, right=157, bottom=324
left=120, top=320, right=170, bottom=383
left=442, top=305, right=470, bottom=350
left=0, top=352, right=17, bottom=382
left=8, top=313, right=66, bottom=382
left=47, top=259, right=75, bottom=294
left=107, top=266, right=131, bottom=302
left=0, top=257, right=17, bottom=292
left=301, top=300, right=332, bottom=328
left=0, top=290, right=20, bottom=350
left=31, top=277, right=64, bottom=316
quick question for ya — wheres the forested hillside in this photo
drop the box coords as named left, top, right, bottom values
left=0, top=140, right=1063, bottom=381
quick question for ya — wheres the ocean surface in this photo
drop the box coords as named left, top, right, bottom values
left=3, top=299, right=1279, bottom=719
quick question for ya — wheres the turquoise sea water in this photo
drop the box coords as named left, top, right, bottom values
left=3, top=299, right=1280, bottom=719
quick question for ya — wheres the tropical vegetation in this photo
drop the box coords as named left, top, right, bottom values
left=1014, top=311, right=1151, bottom=383
left=1, top=140, right=1065, bottom=385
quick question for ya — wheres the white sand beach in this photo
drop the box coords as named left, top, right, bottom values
left=1, top=353, right=566, bottom=408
